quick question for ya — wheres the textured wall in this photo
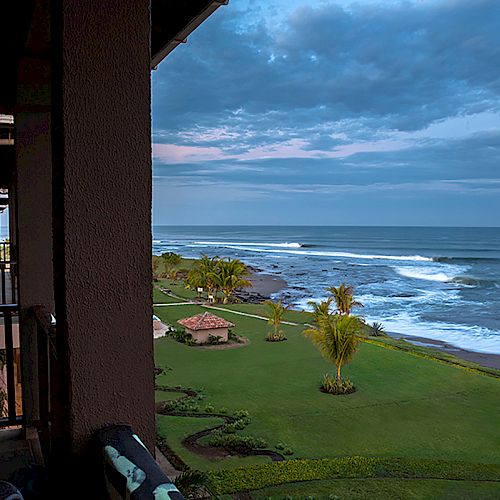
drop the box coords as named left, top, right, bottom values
left=15, top=112, right=54, bottom=423
left=51, top=0, right=154, bottom=456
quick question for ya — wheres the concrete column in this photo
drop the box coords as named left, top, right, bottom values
left=50, top=0, right=154, bottom=468
left=15, top=111, right=54, bottom=424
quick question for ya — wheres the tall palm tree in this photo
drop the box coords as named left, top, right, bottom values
left=304, top=314, right=364, bottom=381
left=264, top=300, right=287, bottom=341
left=307, top=297, right=333, bottom=325
left=217, top=258, right=252, bottom=303
left=326, top=283, right=363, bottom=316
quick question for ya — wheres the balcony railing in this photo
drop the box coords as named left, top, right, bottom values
left=0, top=303, right=22, bottom=427
left=0, top=242, right=17, bottom=305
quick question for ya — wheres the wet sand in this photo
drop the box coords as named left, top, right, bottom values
left=234, top=269, right=287, bottom=303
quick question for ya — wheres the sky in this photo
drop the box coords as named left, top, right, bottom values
left=152, top=0, right=500, bottom=226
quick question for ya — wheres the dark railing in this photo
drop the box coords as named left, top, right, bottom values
left=0, top=303, right=22, bottom=427
left=29, top=305, right=57, bottom=460
left=0, top=242, right=17, bottom=305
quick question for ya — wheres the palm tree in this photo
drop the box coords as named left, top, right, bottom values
left=326, top=283, right=363, bottom=316
left=304, top=314, right=364, bottom=381
left=264, top=300, right=287, bottom=341
left=307, top=298, right=332, bottom=325
left=217, top=258, right=252, bottom=304
left=185, top=255, right=220, bottom=299
left=369, top=321, right=386, bottom=337
left=152, top=255, right=161, bottom=279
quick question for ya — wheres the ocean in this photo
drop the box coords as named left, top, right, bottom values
left=153, top=226, right=500, bottom=355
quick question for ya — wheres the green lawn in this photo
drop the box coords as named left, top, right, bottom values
left=250, top=478, right=500, bottom=499
left=153, top=287, right=500, bottom=496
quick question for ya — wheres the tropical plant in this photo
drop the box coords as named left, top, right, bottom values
left=265, top=300, right=288, bottom=342
left=304, top=314, right=364, bottom=383
left=174, top=469, right=209, bottom=497
left=369, top=321, right=387, bottom=337
left=321, top=373, right=355, bottom=395
left=161, top=252, right=182, bottom=279
left=185, top=254, right=220, bottom=300
left=217, top=257, right=252, bottom=303
left=326, top=283, right=363, bottom=315
left=308, top=297, right=333, bottom=325
left=152, top=255, right=161, bottom=279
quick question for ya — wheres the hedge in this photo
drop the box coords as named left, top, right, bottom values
left=207, top=457, right=500, bottom=494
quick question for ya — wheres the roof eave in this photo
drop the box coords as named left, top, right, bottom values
left=151, top=0, right=228, bottom=69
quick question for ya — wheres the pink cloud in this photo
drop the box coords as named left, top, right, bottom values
left=152, top=138, right=412, bottom=164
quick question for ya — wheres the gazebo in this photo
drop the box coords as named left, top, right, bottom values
left=178, top=312, right=234, bottom=344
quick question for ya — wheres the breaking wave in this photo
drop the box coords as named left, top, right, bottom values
left=197, top=244, right=433, bottom=262
left=193, top=241, right=303, bottom=248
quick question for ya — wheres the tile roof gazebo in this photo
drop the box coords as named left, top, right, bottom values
left=178, top=312, right=234, bottom=344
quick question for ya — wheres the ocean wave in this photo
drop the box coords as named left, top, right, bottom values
left=215, top=245, right=433, bottom=262
left=193, top=241, right=303, bottom=248
left=395, top=267, right=457, bottom=283
left=363, top=312, right=500, bottom=355
left=432, top=256, right=500, bottom=263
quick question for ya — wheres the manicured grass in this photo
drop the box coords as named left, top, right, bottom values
left=251, top=478, right=500, bottom=499
left=153, top=283, right=500, bottom=497
left=154, top=301, right=500, bottom=467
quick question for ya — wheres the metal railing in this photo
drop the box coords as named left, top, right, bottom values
left=0, top=242, right=17, bottom=305
left=0, top=303, right=22, bottom=427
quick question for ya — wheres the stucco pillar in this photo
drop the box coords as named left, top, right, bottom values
left=50, top=0, right=154, bottom=469
left=15, top=112, right=54, bottom=424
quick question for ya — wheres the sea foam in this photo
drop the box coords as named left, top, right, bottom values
left=219, top=245, right=433, bottom=262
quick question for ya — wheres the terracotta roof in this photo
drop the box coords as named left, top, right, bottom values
left=178, top=312, right=234, bottom=331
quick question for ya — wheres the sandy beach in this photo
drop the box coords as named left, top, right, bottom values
left=233, top=268, right=287, bottom=303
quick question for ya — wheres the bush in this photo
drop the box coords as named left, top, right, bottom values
left=174, top=469, right=208, bottom=496
left=266, top=331, right=287, bottom=342
left=207, top=334, right=224, bottom=345
left=207, top=457, right=500, bottom=495
left=275, top=443, right=294, bottom=455
left=207, top=432, right=267, bottom=451
left=170, top=327, right=196, bottom=346
left=321, top=373, right=355, bottom=395
left=163, top=397, right=201, bottom=413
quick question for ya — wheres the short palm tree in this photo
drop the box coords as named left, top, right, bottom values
left=265, top=300, right=288, bottom=341
left=308, top=298, right=332, bottom=325
left=326, top=283, right=363, bottom=316
left=304, top=314, right=364, bottom=381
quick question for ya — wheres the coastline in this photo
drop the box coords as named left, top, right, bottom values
left=390, top=333, right=500, bottom=370
left=233, top=267, right=287, bottom=303
left=244, top=268, right=500, bottom=370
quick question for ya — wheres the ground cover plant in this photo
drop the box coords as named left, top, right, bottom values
left=153, top=279, right=500, bottom=497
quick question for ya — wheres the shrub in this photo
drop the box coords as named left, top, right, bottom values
left=321, top=373, right=355, bottom=395
left=207, top=457, right=500, bottom=495
left=163, top=398, right=201, bottom=413
left=275, top=443, right=294, bottom=455
left=174, top=469, right=208, bottom=496
left=266, top=331, right=287, bottom=342
left=169, top=327, right=196, bottom=346
left=207, top=334, right=224, bottom=345
left=208, top=432, right=267, bottom=451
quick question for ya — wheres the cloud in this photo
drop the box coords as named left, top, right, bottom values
left=151, top=0, right=500, bottom=226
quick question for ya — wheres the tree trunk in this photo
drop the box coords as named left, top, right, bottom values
left=336, top=364, right=341, bottom=381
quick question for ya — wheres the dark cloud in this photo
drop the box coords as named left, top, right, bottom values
left=153, top=0, right=500, bottom=136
